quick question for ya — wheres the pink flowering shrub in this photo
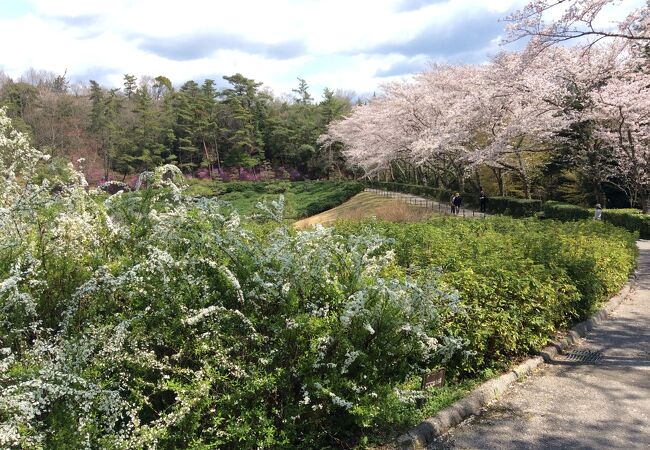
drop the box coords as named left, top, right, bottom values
left=195, top=167, right=211, bottom=179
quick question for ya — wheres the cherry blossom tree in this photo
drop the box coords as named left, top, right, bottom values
left=405, top=65, right=488, bottom=190
left=319, top=93, right=408, bottom=179
left=505, top=0, right=650, bottom=52
left=545, top=44, right=625, bottom=205
left=587, top=59, right=650, bottom=210
left=466, top=50, right=576, bottom=198
left=322, top=52, right=574, bottom=197
left=322, top=16, right=649, bottom=205
left=504, top=0, right=650, bottom=207
left=527, top=38, right=650, bottom=209
left=320, top=65, right=487, bottom=189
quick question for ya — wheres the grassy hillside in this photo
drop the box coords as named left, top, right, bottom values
left=294, top=191, right=434, bottom=228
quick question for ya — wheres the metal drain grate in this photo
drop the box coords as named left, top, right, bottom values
left=555, top=349, right=603, bottom=363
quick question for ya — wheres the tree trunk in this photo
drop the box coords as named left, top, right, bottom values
left=202, top=140, right=212, bottom=178
left=214, top=137, right=221, bottom=171
left=491, top=167, right=505, bottom=196
left=521, top=173, right=531, bottom=199
left=103, top=145, right=109, bottom=181
left=593, top=183, right=606, bottom=208
left=514, top=147, right=531, bottom=198
left=642, top=193, right=650, bottom=214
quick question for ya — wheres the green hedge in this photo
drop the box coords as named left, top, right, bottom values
left=366, top=181, right=541, bottom=216
left=543, top=200, right=592, bottom=221
left=297, top=181, right=364, bottom=217
left=601, top=208, right=650, bottom=239
left=541, top=201, right=650, bottom=238
left=485, top=196, right=542, bottom=217
left=367, top=181, right=454, bottom=205
left=335, top=217, right=637, bottom=377
left=368, top=182, right=650, bottom=235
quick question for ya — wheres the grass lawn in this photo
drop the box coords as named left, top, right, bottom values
left=294, top=191, right=435, bottom=228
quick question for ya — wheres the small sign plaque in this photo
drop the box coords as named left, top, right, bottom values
left=422, top=368, right=445, bottom=389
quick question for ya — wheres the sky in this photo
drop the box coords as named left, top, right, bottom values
left=0, top=0, right=643, bottom=99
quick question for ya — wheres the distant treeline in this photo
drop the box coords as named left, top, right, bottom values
left=0, top=70, right=355, bottom=184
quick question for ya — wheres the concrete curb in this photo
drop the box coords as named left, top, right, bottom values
left=396, top=280, right=634, bottom=450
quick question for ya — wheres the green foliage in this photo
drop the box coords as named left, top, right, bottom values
left=1, top=193, right=460, bottom=448
left=0, top=112, right=398, bottom=447
left=541, top=201, right=650, bottom=238
left=335, top=217, right=637, bottom=377
left=184, top=180, right=364, bottom=218
left=543, top=200, right=592, bottom=221
left=364, top=375, right=487, bottom=444
left=0, top=81, right=38, bottom=127
left=183, top=178, right=221, bottom=197
left=601, top=208, right=650, bottom=238
left=17, top=72, right=353, bottom=181
left=297, top=181, right=364, bottom=217
left=485, top=196, right=542, bottom=217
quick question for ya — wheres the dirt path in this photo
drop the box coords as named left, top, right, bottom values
left=430, top=240, right=650, bottom=450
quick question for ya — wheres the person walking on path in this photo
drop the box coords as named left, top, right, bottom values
left=451, top=192, right=462, bottom=215
left=479, top=190, right=487, bottom=213
left=594, top=203, right=602, bottom=220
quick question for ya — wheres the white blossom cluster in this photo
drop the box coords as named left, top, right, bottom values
left=0, top=108, right=461, bottom=447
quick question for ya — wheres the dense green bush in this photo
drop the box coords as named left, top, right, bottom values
left=335, top=217, right=637, bottom=376
left=485, top=196, right=542, bottom=217
left=0, top=112, right=451, bottom=448
left=601, top=208, right=650, bottom=238
left=543, top=200, right=592, bottom=221
left=0, top=186, right=458, bottom=447
left=297, top=181, right=364, bottom=217
left=540, top=201, right=650, bottom=238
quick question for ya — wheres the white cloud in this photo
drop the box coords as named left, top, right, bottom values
left=0, top=0, right=589, bottom=97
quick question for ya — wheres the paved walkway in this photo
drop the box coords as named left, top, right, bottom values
left=364, top=188, right=487, bottom=218
left=430, top=240, right=650, bottom=450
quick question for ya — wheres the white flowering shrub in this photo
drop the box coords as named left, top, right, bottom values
left=0, top=109, right=460, bottom=448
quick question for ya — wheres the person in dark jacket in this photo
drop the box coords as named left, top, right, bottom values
left=451, top=192, right=461, bottom=215
left=479, top=190, right=487, bottom=213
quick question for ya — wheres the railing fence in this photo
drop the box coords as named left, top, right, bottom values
left=365, top=188, right=487, bottom=218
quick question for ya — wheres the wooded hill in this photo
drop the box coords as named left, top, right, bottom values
left=0, top=70, right=354, bottom=184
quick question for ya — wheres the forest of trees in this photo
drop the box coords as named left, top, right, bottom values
left=2, top=0, right=648, bottom=211
left=0, top=70, right=353, bottom=184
